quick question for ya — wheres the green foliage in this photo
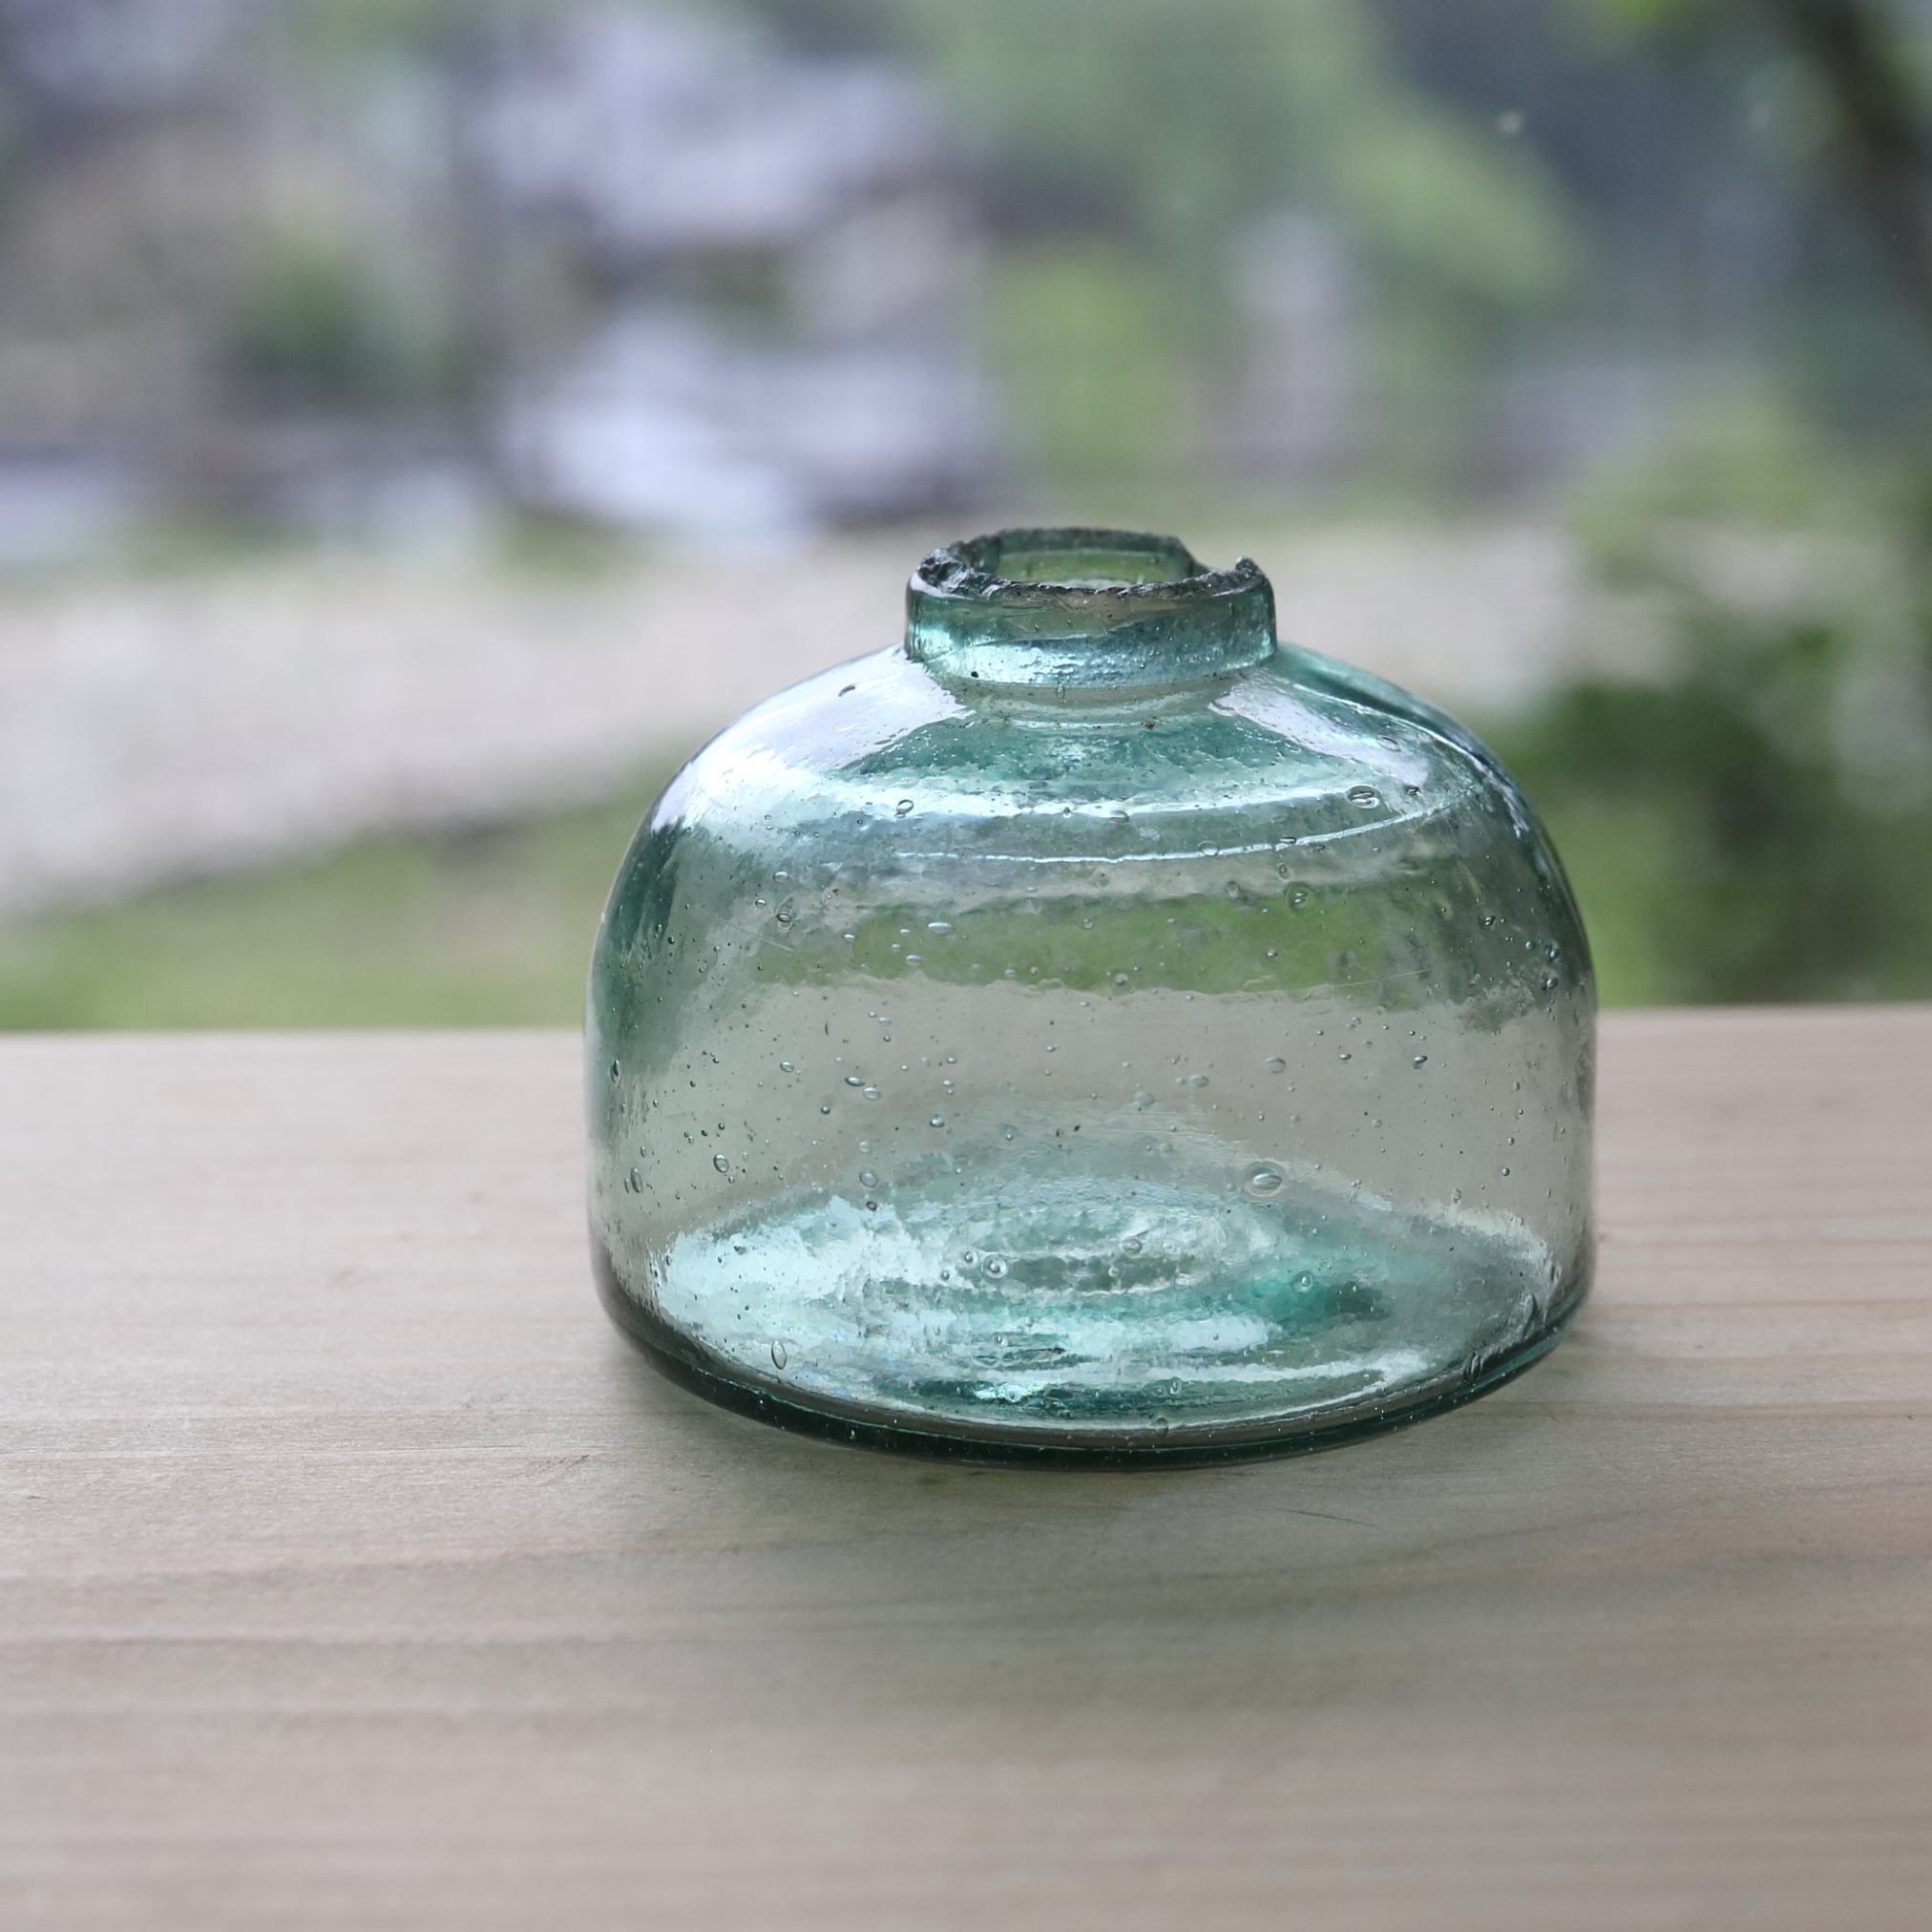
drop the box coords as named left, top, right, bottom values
left=894, top=0, right=1580, bottom=306
left=1333, top=107, right=1579, bottom=310
left=879, top=0, right=1583, bottom=495
left=982, top=246, right=1188, bottom=493
left=1583, top=0, right=1697, bottom=36
left=1497, top=509, right=1932, bottom=1004
left=221, top=230, right=461, bottom=411
left=1567, top=395, right=1863, bottom=575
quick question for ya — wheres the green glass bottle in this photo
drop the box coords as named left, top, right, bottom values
left=587, top=528, right=1593, bottom=1464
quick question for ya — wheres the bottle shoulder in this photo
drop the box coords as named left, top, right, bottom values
left=595, top=641, right=1591, bottom=1008
left=643, top=642, right=1540, bottom=861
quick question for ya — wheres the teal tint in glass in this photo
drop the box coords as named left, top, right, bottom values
left=587, top=527, right=1593, bottom=1465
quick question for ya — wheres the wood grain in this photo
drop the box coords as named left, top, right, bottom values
left=3, top=1012, right=1930, bottom=1930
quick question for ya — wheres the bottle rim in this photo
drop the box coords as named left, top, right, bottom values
left=905, top=526, right=1276, bottom=693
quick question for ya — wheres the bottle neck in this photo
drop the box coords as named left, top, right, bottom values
left=904, top=527, right=1276, bottom=695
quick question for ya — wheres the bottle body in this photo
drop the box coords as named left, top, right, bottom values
left=588, top=533, right=1592, bottom=1464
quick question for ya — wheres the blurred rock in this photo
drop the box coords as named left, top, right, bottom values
left=471, top=6, right=993, bottom=539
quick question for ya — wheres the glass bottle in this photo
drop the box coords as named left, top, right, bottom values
left=587, top=528, right=1593, bottom=1464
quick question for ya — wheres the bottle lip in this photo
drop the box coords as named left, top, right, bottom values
left=905, top=526, right=1276, bottom=693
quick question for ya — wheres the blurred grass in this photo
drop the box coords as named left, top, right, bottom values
left=0, top=776, right=668, bottom=1030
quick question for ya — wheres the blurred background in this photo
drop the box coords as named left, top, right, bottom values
left=1, top=0, right=1929, bottom=1026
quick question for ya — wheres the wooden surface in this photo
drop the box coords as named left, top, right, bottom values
left=4, top=1012, right=1931, bottom=1930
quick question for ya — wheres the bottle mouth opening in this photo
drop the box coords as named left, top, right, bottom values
left=953, top=528, right=1201, bottom=590
left=906, top=526, right=1275, bottom=694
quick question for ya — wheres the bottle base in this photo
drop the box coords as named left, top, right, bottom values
left=594, top=1234, right=1584, bottom=1470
